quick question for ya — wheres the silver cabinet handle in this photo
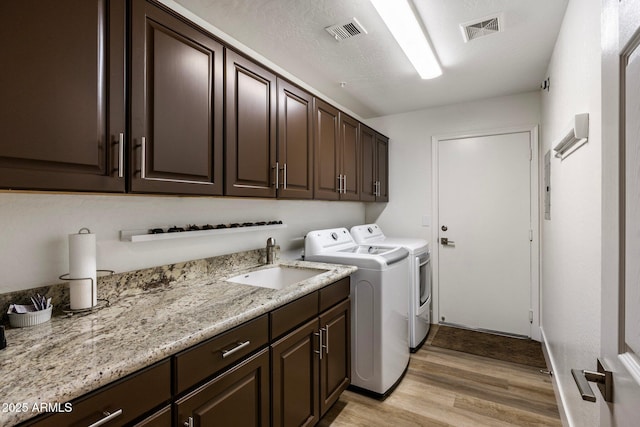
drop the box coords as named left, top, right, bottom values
left=274, top=161, right=280, bottom=189
left=117, top=133, right=124, bottom=178
left=87, top=409, right=123, bottom=427
left=221, top=340, right=251, bottom=359
left=343, top=175, right=347, bottom=193
left=282, top=163, right=287, bottom=190
left=376, top=181, right=381, bottom=196
left=139, top=137, right=147, bottom=179
left=337, top=175, right=342, bottom=194
left=183, top=416, right=194, bottom=427
left=323, top=325, right=329, bottom=354
left=314, top=330, right=323, bottom=360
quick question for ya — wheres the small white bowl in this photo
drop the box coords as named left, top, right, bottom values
left=8, top=306, right=53, bottom=328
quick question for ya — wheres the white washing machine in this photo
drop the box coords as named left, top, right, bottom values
left=351, top=224, right=431, bottom=352
left=304, top=227, right=410, bottom=397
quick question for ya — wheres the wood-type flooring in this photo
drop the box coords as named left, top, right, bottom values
left=319, top=325, right=561, bottom=427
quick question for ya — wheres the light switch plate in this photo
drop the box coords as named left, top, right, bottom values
left=421, top=215, right=431, bottom=227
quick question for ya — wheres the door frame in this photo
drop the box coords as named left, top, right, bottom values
left=431, top=125, right=541, bottom=341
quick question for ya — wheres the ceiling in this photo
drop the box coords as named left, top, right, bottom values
left=174, top=0, right=569, bottom=119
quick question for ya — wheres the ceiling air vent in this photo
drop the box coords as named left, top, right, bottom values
left=325, top=18, right=368, bottom=42
left=461, top=14, right=502, bottom=42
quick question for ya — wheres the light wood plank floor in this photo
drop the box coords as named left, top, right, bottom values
left=319, top=325, right=560, bottom=427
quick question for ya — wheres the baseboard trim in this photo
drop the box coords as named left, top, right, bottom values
left=540, top=326, right=573, bottom=427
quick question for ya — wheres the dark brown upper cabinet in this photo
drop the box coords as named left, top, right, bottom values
left=225, top=50, right=277, bottom=197
left=314, top=101, right=361, bottom=201
left=375, top=133, right=389, bottom=202
left=0, top=0, right=126, bottom=192
left=360, top=125, right=377, bottom=202
left=277, top=79, right=314, bottom=199
left=338, top=113, right=360, bottom=201
left=360, top=125, right=389, bottom=202
left=130, top=0, right=224, bottom=195
left=313, top=99, right=341, bottom=200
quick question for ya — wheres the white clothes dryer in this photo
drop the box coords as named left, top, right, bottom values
left=351, top=224, right=431, bottom=352
left=304, top=228, right=410, bottom=396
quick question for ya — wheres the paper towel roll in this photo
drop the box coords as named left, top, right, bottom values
left=68, top=228, right=97, bottom=310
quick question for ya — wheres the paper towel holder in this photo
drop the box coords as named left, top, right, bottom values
left=58, top=269, right=114, bottom=314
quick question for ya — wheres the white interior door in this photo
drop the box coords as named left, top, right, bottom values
left=600, top=1, right=640, bottom=422
left=438, top=132, right=531, bottom=337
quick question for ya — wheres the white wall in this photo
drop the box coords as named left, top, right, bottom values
left=364, top=92, right=541, bottom=329
left=364, top=91, right=541, bottom=242
left=539, top=0, right=602, bottom=425
left=0, top=193, right=364, bottom=293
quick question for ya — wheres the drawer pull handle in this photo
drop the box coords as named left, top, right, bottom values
left=221, top=340, right=251, bottom=358
left=87, top=409, right=123, bottom=427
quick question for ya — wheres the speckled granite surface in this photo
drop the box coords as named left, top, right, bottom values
left=0, top=250, right=356, bottom=426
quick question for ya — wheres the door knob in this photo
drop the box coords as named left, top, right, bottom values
left=440, top=237, right=455, bottom=246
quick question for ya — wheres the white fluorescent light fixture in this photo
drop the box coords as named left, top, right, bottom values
left=370, top=0, right=442, bottom=79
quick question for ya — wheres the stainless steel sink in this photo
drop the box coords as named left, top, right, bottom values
left=226, top=265, right=326, bottom=290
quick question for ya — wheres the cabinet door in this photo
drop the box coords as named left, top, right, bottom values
left=271, top=318, right=320, bottom=427
left=277, top=79, right=314, bottom=199
left=339, top=114, right=360, bottom=201
left=226, top=50, right=277, bottom=197
left=359, top=125, right=377, bottom=202
left=319, top=298, right=351, bottom=416
left=0, top=0, right=125, bottom=192
left=376, top=133, right=389, bottom=202
left=176, top=348, right=270, bottom=427
left=313, top=99, right=340, bottom=200
left=131, top=0, right=223, bottom=195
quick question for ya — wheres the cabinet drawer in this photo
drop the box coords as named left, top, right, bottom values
left=29, top=360, right=171, bottom=427
left=319, top=276, right=350, bottom=312
left=176, top=348, right=270, bottom=427
left=270, top=291, right=318, bottom=340
left=174, top=314, right=269, bottom=394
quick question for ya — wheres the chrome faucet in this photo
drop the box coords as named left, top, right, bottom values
left=266, top=237, right=276, bottom=264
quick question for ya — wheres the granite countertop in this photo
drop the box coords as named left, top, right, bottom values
left=0, top=256, right=356, bottom=426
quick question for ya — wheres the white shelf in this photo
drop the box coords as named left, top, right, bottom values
left=554, top=113, right=589, bottom=159
left=120, top=224, right=287, bottom=242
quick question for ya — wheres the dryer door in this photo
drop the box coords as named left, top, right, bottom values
left=416, top=252, right=431, bottom=315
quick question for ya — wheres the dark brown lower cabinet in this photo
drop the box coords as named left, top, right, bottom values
left=271, top=297, right=350, bottom=427
left=319, top=299, right=351, bottom=415
left=175, top=348, right=270, bottom=427
left=21, top=279, right=350, bottom=427
left=271, top=318, right=321, bottom=427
